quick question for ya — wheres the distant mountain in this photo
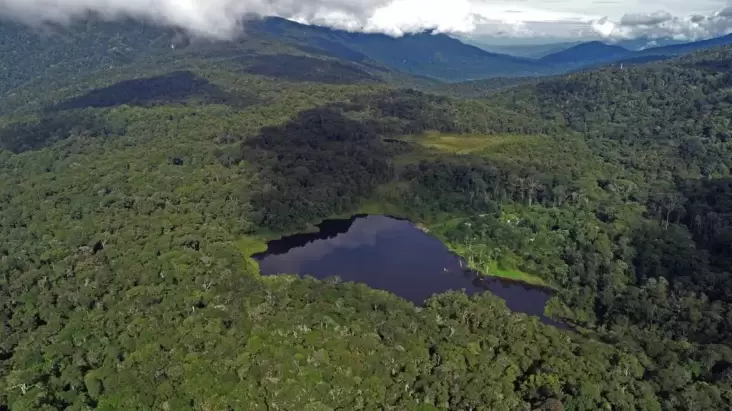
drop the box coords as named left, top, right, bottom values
left=461, top=40, right=584, bottom=58
left=538, top=34, right=732, bottom=73
left=636, top=34, right=732, bottom=57
left=245, top=22, right=732, bottom=80
left=0, top=18, right=449, bottom=101
left=540, top=41, right=631, bottom=67
left=614, top=37, right=686, bottom=51
left=4, top=16, right=732, bottom=91
left=249, top=18, right=545, bottom=81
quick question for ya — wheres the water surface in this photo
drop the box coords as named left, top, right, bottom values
left=254, top=215, right=563, bottom=327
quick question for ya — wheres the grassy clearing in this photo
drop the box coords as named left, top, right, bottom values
left=237, top=236, right=269, bottom=274
left=488, top=262, right=548, bottom=286
left=237, top=236, right=269, bottom=255
left=398, top=131, right=632, bottom=205
left=400, top=131, right=609, bottom=181
left=401, top=132, right=548, bottom=156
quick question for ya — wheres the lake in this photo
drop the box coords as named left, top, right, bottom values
left=253, top=215, right=563, bottom=327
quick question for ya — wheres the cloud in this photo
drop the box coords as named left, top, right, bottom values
left=594, top=8, right=732, bottom=41
left=0, top=0, right=731, bottom=41
left=0, top=0, right=609, bottom=39
left=0, top=0, right=374, bottom=38
left=0, top=0, right=483, bottom=38
left=620, top=12, right=673, bottom=27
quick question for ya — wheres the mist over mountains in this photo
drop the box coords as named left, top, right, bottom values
left=1, top=14, right=732, bottom=91
left=3, top=0, right=732, bottom=41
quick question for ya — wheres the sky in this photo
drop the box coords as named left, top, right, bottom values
left=1, top=0, right=732, bottom=42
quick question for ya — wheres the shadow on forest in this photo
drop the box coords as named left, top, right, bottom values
left=0, top=71, right=258, bottom=153
left=600, top=177, right=732, bottom=345
left=233, top=88, right=554, bottom=231
left=52, top=71, right=255, bottom=110
left=238, top=102, right=396, bottom=230
left=0, top=111, right=112, bottom=153
left=680, top=177, right=732, bottom=271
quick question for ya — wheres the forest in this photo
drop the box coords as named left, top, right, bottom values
left=1, top=21, right=732, bottom=411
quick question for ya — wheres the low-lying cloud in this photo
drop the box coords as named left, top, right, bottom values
left=595, top=8, right=732, bottom=41
left=0, top=0, right=731, bottom=41
left=620, top=12, right=674, bottom=27
left=0, top=0, right=482, bottom=38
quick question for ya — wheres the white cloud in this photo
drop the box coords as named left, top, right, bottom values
left=595, top=6, right=732, bottom=40
left=0, top=0, right=731, bottom=41
left=620, top=11, right=674, bottom=27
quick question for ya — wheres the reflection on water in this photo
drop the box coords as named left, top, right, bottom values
left=254, top=215, right=564, bottom=327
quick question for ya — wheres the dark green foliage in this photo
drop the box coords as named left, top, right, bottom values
left=429, top=76, right=540, bottom=98
left=244, top=106, right=394, bottom=230
left=243, top=54, right=379, bottom=84
left=357, top=89, right=559, bottom=134
left=682, top=178, right=732, bottom=268
left=401, top=157, right=571, bottom=216
left=0, top=110, right=113, bottom=153
left=250, top=17, right=546, bottom=81
left=241, top=89, right=558, bottom=231
left=0, top=19, right=177, bottom=94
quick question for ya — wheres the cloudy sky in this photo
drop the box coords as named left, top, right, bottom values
left=1, top=0, right=731, bottom=42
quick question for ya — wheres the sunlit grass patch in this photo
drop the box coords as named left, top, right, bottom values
left=488, top=262, right=548, bottom=286
left=402, top=131, right=548, bottom=156
left=237, top=236, right=269, bottom=274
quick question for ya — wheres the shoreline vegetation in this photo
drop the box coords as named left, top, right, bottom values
left=245, top=209, right=552, bottom=290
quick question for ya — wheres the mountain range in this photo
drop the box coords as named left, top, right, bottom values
left=538, top=41, right=630, bottom=68
left=460, top=37, right=686, bottom=59
left=249, top=19, right=732, bottom=80
left=1, top=16, right=732, bottom=90
left=248, top=18, right=545, bottom=80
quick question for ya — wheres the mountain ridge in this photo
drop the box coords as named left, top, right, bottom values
left=249, top=17, right=546, bottom=81
left=3, top=16, right=732, bottom=91
left=539, top=33, right=732, bottom=72
left=539, top=41, right=630, bottom=66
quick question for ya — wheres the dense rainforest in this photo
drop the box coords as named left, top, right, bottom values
left=1, top=20, right=732, bottom=411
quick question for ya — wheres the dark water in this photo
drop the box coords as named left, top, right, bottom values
left=254, top=215, right=564, bottom=327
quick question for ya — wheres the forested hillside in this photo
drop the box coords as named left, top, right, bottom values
left=1, top=20, right=732, bottom=411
